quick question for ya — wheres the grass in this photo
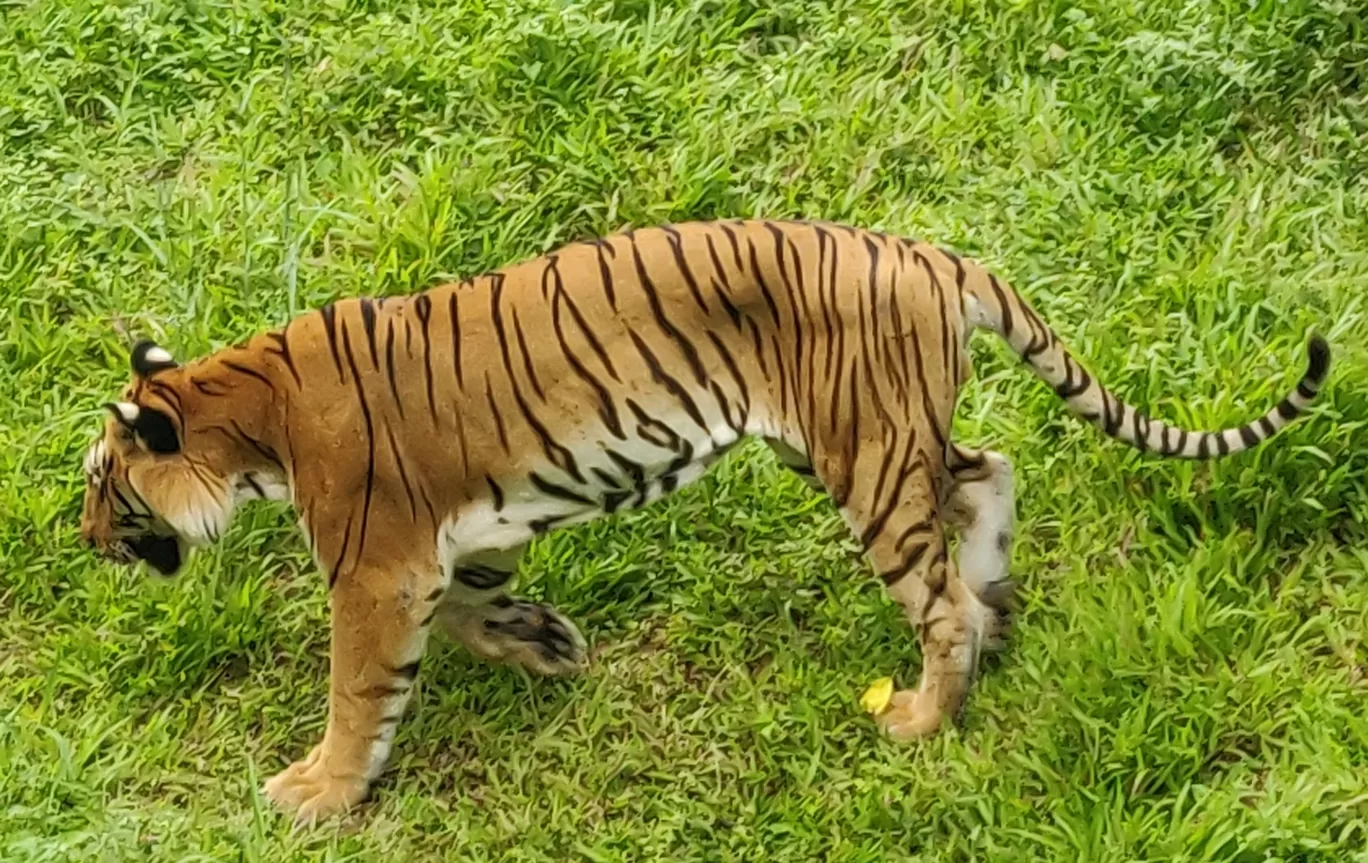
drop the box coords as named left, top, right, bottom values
left=2, top=0, right=1366, bottom=859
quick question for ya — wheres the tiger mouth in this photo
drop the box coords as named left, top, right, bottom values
left=125, top=534, right=184, bottom=576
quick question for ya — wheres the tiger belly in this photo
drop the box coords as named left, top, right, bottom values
left=436, top=415, right=750, bottom=595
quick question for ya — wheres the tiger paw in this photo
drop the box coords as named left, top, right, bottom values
left=979, top=578, right=1018, bottom=653
left=443, top=599, right=587, bottom=675
left=262, top=748, right=370, bottom=827
left=876, top=689, right=946, bottom=741
left=483, top=600, right=587, bottom=676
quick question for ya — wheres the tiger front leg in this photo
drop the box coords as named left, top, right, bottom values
left=263, top=560, right=443, bottom=826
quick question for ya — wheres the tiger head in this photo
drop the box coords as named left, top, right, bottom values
left=79, top=340, right=244, bottom=577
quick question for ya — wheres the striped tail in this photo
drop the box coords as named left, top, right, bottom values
left=967, top=272, right=1331, bottom=459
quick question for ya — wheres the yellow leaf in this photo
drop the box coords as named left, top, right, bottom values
left=860, top=677, right=894, bottom=715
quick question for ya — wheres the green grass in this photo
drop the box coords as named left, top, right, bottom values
left=2, top=0, right=1367, bottom=859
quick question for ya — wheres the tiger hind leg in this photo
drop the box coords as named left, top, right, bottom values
left=817, top=436, right=990, bottom=740
left=434, top=545, right=586, bottom=676
left=943, top=445, right=1017, bottom=651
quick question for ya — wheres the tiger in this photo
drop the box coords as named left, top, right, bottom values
left=79, top=219, right=1330, bottom=824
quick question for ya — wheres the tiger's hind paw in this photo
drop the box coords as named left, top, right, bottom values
left=978, top=578, right=1018, bottom=654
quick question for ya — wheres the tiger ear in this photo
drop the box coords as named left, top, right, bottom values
left=131, top=340, right=179, bottom=377
left=105, top=401, right=180, bottom=454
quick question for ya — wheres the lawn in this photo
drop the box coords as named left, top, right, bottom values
left=2, top=0, right=1366, bottom=859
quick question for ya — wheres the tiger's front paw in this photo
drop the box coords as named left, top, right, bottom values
left=262, top=747, right=370, bottom=827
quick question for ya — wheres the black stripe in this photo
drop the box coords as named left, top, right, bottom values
left=662, top=438, right=695, bottom=478
left=555, top=274, right=621, bottom=382
left=340, top=324, right=378, bottom=579
left=708, top=381, right=742, bottom=434
left=486, top=476, right=505, bottom=510
left=329, top=511, right=355, bottom=589
left=912, top=250, right=954, bottom=392
left=548, top=273, right=626, bottom=438
left=881, top=246, right=912, bottom=405
left=359, top=298, right=379, bottom=367
left=704, top=233, right=743, bottom=328
left=894, top=516, right=936, bottom=553
left=510, top=305, right=547, bottom=402
left=1132, top=410, right=1148, bottom=452
left=1197, top=435, right=1211, bottom=459
left=191, top=378, right=230, bottom=397
left=1104, top=394, right=1125, bottom=437
left=222, top=360, right=276, bottom=393
left=988, top=275, right=1014, bottom=338
left=860, top=438, right=922, bottom=547
left=229, top=419, right=284, bottom=469
left=510, top=385, right=586, bottom=483
left=940, top=247, right=966, bottom=293
left=812, top=225, right=839, bottom=385
left=605, top=449, right=647, bottom=488
left=1275, top=399, right=1298, bottom=420
left=903, top=294, right=948, bottom=452
left=747, top=317, right=770, bottom=380
left=1054, top=362, right=1091, bottom=399
left=830, top=360, right=861, bottom=509
left=706, top=332, right=751, bottom=420
left=625, top=399, right=684, bottom=451
left=384, top=321, right=405, bottom=420
left=529, top=472, right=597, bottom=506
left=1296, top=382, right=1316, bottom=400
left=264, top=328, right=303, bottom=387
left=881, top=541, right=930, bottom=586
left=448, top=291, right=464, bottom=390
left=1215, top=433, right=1230, bottom=455
left=320, top=304, right=345, bottom=382
left=662, top=226, right=711, bottom=316
left=595, top=240, right=618, bottom=309
left=718, top=221, right=745, bottom=272
left=385, top=424, right=418, bottom=519
left=242, top=473, right=266, bottom=498
left=591, top=467, right=623, bottom=489
left=746, top=240, right=783, bottom=324
left=627, top=331, right=710, bottom=432
left=1174, top=428, right=1189, bottom=456
left=147, top=379, right=183, bottom=412
left=771, top=332, right=792, bottom=419
left=1018, top=303, right=1053, bottom=360
left=630, top=239, right=710, bottom=386
left=414, top=294, right=437, bottom=422
left=1240, top=425, right=1260, bottom=448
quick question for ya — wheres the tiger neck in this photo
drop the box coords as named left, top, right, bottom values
left=184, top=344, right=295, bottom=501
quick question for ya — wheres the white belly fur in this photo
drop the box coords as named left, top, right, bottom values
left=436, top=407, right=767, bottom=575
